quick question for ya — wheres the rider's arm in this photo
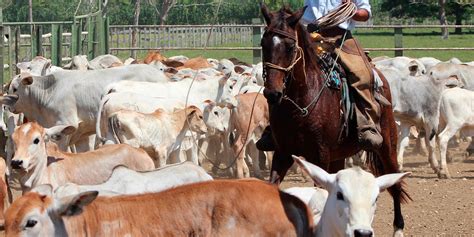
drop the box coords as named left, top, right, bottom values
left=351, top=0, right=371, bottom=22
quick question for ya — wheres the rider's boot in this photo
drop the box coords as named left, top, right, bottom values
left=355, top=105, right=383, bottom=150
left=256, top=126, right=276, bottom=151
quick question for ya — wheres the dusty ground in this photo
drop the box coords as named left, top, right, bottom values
left=1, top=141, right=473, bottom=236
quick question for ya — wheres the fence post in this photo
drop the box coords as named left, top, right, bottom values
left=51, top=24, right=62, bottom=66
left=71, top=20, right=80, bottom=56
left=252, top=18, right=262, bottom=64
left=0, top=7, right=3, bottom=91
left=14, top=27, right=20, bottom=74
left=87, top=16, right=96, bottom=59
left=394, top=25, right=403, bottom=57
left=31, top=25, right=43, bottom=57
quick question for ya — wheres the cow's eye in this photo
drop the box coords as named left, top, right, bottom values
left=336, top=191, right=344, bottom=201
left=25, top=219, right=37, bottom=228
left=198, top=115, right=203, bottom=119
left=13, top=87, right=17, bottom=93
left=229, top=85, right=234, bottom=90
left=33, top=138, right=40, bottom=144
left=213, top=111, right=219, bottom=116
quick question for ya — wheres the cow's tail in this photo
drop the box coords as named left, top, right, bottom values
left=96, top=95, right=110, bottom=145
left=109, top=114, right=122, bottom=144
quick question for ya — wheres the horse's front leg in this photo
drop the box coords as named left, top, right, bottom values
left=269, top=151, right=294, bottom=185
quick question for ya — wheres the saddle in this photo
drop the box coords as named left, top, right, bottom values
left=309, top=31, right=353, bottom=141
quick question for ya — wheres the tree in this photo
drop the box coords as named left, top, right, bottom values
left=131, top=0, right=140, bottom=58
left=439, top=0, right=449, bottom=39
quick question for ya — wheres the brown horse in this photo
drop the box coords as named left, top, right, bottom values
left=260, top=5, right=410, bottom=236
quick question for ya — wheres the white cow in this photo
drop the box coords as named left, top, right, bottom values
left=293, top=156, right=410, bottom=237
left=437, top=87, right=474, bottom=178
left=104, top=73, right=237, bottom=109
left=284, top=187, right=328, bottom=225
left=0, top=64, right=169, bottom=151
left=374, top=56, right=426, bottom=76
left=108, top=106, right=208, bottom=167
left=53, top=162, right=212, bottom=198
left=63, top=54, right=123, bottom=70
left=16, top=56, right=63, bottom=76
left=428, top=63, right=474, bottom=90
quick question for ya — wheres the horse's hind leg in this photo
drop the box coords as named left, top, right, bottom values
left=379, top=111, right=410, bottom=236
left=269, top=152, right=293, bottom=185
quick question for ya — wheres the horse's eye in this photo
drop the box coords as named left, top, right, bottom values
left=336, top=191, right=344, bottom=201
left=25, top=219, right=37, bottom=228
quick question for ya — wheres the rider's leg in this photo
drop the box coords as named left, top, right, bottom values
left=337, top=37, right=383, bottom=150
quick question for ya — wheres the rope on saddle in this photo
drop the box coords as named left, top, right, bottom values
left=314, top=1, right=357, bottom=30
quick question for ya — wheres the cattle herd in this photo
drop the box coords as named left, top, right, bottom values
left=0, top=51, right=471, bottom=236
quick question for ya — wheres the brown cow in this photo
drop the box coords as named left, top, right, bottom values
left=5, top=180, right=313, bottom=237
left=10, top=122, right=155, bottom=192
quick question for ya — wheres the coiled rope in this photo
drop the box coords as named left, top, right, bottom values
left=314, top=1, right=357, bottom=30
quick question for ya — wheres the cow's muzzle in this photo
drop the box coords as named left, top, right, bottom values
left=11, top=159, right=24, bottom=170
left=0, top=94, right=19, bottom=106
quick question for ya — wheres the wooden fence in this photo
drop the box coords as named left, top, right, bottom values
left=109, top=23, right=474, bottom=64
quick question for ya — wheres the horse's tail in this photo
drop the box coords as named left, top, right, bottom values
left=365, top=152, right=412, bottom=204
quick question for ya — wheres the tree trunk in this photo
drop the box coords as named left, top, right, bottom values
left=159, top=0, right=177, bottom=25
left=132, top=0, right=141, bottom=58
left=454, top=3, right=463, bottom=34
left=439, top=0, right=449, bottom=39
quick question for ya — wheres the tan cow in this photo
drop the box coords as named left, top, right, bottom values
left=109, top=106, right=208, bottom=167
left=5, top=180, right=312, bottom=237
left=228, top=93, right=269, bottom=178
left=10, top=122, right=154, bottom=192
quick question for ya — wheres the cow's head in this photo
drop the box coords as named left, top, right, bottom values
left=63, top=55, right=90, bottom=70
left=407, top=60, right=426, bottom=76
left=11, top=123, right=76, bottom=171
left=218, top=73, right=238, bottom=108
left=1, top=73, right=38, bottom=112
left=203, top=100, right=230, bottom=135
left=184, top=106, right=208, bottom=134
left=5, top=184, right=98, bottom=237
left=293, top=156, right=410, bottom=237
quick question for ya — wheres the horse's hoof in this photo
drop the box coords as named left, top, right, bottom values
left=393, top=229, right=404, bottom=237
left=437, top=170, right=451, bottom=179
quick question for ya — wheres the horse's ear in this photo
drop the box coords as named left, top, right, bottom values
left=261, top=3, right=272, bottom=25
left=287, top=6, right=307, bottom=27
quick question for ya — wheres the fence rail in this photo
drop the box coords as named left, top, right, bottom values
left=108, top=23, right=474, bottom=63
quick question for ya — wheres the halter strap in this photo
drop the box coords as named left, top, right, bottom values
left=265, top=27, right=297, bottom=41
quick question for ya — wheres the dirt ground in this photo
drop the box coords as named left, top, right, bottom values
left=1, top=141, right=473, bottom=236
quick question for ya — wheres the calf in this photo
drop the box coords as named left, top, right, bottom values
left=293, top=156, right=410, bottom=237
left=109, top=106, right=208, bottom=167
left=6, top=180, right=312, bottom=237
left=437, top=87, right=474, bottom=178
left=53, top=162, right=212, bottom=198
left=227, top=93, right=269, bottom=178
left=10, top=122, right=154, bottom=192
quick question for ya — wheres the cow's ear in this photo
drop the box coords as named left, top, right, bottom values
left=55, top=191, right=98, bottom=217
left=186, top=106, right=200, bottom=117
left=31, top=184, right=53, bottom=197
left=234, top=66, right=245, bottom=74
left=376, top=172, right=410, bottom=192
left=21, top=74, right=34, bottom=85
left=45, top=125, right=76, bottom=141
left=408, top=63, right=419, bottom=76
left=292, top=155, right=335, bottom=191
left=63, top=61, right=73, bottom=69
left=162, top=60, right=184, bottom=68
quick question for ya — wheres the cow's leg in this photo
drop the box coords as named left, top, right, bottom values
left=233, top=136, right=248, bottom=178
left=247, top=142, right=262, bottom=179
left=73, top=135, right=96, bottom=152
left=269, top=152, right=293, bottom=185
left=437, top=125, right=457, bottom=179
left=423, top=124, right=439, bottom=173
left=397, top=122, right=411, bottom=171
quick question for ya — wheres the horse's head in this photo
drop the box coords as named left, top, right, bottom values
left=260, top=4, right=306, bottom=104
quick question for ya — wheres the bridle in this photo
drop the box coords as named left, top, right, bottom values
left=263, top=27, right=303, bottom=84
